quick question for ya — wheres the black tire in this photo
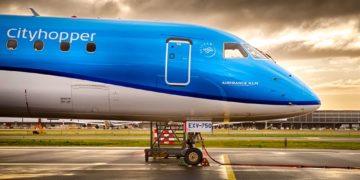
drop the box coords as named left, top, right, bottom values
left=145, top=151, right=149, bottom=162
left=184, top=148, right=203, bottom=165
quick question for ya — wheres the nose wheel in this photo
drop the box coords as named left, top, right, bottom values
left=184, top=148, right=203, bottom=165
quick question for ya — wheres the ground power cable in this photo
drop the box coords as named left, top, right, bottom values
left=199, top=134, right=360, bottom=170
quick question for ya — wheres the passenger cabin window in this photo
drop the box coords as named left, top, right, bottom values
left=242, top=44, right=268, bottom=60
left=86, top=42, right=96, bottom=53
left=224, top=43, right=247, bottom=59
left=34, top=40, right=44, bottom=51
left=60, top=42, right=70, bottom=52
left=7, top=39, right=18, bottom=50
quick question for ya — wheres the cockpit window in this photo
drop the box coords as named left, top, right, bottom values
left=242, top=44, right=269, bottom=60
left=224, top=43, right=248, bottom=59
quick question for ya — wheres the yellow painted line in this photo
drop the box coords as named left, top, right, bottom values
left=223, top=154, right=236, bottom=180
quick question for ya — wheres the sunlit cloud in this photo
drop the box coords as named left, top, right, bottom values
left=313, top=79, right=360, bottom=90
left=243, top=18, right=360, bottom=59
left=329, top=58, right=360, bottom=65
left=278, top=57, right=360, bottom=101
left=119, top=4, right=131, bottom=14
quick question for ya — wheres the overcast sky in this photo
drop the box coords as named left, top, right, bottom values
left=1, top=0, right=359, bottom=110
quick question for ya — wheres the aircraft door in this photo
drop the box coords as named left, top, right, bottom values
left=165, top=39, right=192, bottom=86
left=71, top=85, right=110, bottom=114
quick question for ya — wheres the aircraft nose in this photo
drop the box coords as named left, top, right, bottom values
left=295, top=78, right=320, bottom=105
left=281, top=73, right=321, bottom=110
left=266, top=65, right=321, bottom=109
left=304, top=86, right=321, bottom=106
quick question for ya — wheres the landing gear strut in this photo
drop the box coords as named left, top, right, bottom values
left=184, top=132, right=203, bottom=165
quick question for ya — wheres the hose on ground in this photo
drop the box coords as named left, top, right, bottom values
left=198, top=133, right=360, bottom=170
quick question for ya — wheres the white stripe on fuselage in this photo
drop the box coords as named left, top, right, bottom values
left=0, top=70, right=319, bottom=121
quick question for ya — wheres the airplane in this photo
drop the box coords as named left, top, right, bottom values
left=100, top=120, right=141, bottom=129
left=0, top=12, right=320, bottom=165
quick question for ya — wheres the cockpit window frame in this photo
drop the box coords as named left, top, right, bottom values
left=242, top=43, right=270, bottom=60
left=223, top=42, right=248, bottom=60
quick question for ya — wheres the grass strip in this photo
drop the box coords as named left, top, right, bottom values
left=0, top=139, right=149, bottom=147
left=1, top=129, right=360, bottom=138
left=0, top=139, right=359, bottom=150
left=1, top=134, right=360, bottom=138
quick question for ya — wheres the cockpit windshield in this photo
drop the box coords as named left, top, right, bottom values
left=242, top=44, right=272, bottom=60
left=224, top=43, right=248, bottom=59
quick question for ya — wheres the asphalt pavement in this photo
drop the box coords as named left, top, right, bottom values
left=0, top=147, right=359, bottom=180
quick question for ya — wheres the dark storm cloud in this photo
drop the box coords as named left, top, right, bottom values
left=0, top=0, right=125, bottom=17
left=1, top=0, right=359, bottom=29
left=124, top=0, right=360, bottom=33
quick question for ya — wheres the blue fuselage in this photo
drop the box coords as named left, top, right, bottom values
left=0, top=15, right=320, bottom=121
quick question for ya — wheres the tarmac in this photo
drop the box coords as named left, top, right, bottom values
left=0, top=147, right=360, bottom=180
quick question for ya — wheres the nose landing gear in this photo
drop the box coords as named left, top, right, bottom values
left=144, top=121, right=204, bottom=166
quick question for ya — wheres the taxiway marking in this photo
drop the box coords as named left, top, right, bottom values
left=223, top=154, right=236, bottom=180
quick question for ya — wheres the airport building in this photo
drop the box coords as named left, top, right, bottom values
left=239, top=110, right=360, bottom=130
left=283, top=110, right=360, bottom=129
left=0, top=118, right=142, bottom=129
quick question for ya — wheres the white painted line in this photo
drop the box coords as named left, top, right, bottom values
left=0, top=173, right=74, bottom=179
left=220, top=155, right=229, bottom=180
